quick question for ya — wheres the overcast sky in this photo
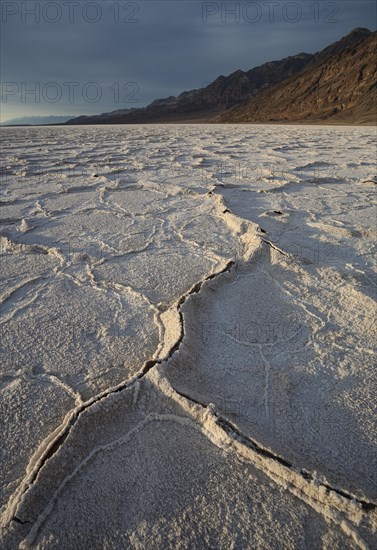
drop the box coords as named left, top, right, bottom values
left=1, top=0, right=376, bottom=121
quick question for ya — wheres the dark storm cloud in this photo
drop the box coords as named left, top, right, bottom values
left=1, top=0, right=376, bottom=121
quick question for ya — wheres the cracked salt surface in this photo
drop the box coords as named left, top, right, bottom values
left=0, top=124, right=376, bottom=549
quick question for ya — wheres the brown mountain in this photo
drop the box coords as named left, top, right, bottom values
left=219, top=29, right=376, bottom=124
left=66, top=53, right=314, bottom=125
left=66, top=28, right=376, bottom=126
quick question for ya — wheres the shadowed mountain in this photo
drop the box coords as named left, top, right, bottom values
left=65, top=28, right=376, bottom=125
left=65, top=54, right=314, bottom=125
left=219, top=29, right=376, bottom=124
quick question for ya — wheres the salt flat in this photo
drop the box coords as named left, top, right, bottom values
left=0, top=124, right=376, bottom=549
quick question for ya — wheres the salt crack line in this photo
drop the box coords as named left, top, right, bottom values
left=153, top=376, right=375, bottom=550
left=18, top=413, right=200, bottom=549
left=2, top=258, right=236, bottom=530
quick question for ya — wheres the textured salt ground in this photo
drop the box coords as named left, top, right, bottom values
left=163, top=245, right=377, bottom=500
left=0, top=124, right=376, bottom=548
left=1, top=373, right=370, bottom=550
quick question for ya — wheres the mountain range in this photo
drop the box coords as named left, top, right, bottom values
left=219, top=28, right=377, bottom=124
left=21, top=28, right=377, bottom=126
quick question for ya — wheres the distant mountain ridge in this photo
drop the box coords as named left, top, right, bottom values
left=66, top=51, right=314, bottom=125
left=1, top=115, right=75, bottom=126
left=65, top=28, right=376, bottom=125
left=66, top=109, right=137, bottom=125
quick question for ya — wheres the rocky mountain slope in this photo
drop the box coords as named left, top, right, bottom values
left=66, top=28, right=376, bottom=125
left=66, top=54, right=314, bottom=124
left=219, top=28, right=376, bottom=124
